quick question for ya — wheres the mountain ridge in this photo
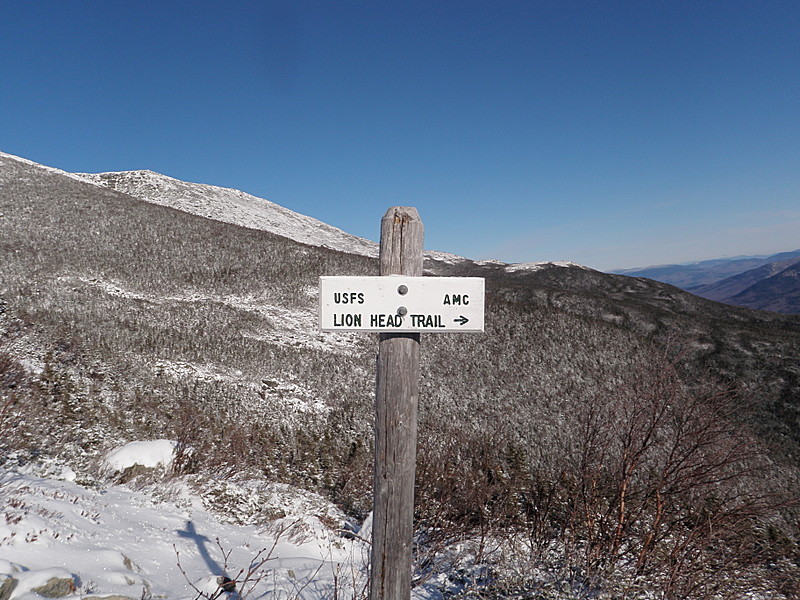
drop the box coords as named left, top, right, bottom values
left=2, top=150, right=593, bottom=274
left=612, top=249, right=800, bottom=288
left=726, top=260, right=800, bottom=313
left=613, top=249, right=800, bottom=314
left=77, top=168, right=381, bottom=259
left=691, top=258, right=798, bottom=297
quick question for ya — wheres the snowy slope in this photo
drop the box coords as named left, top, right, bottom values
left=1, top=441, right=462, bottom=600
left=77, top=170, right=380, bottom=259
left=1, top=460, right=369, bottom=600
left=76, top=170, right=472, bottom=266
left=1, top=150, right=583, bottom=272
left=0, top=152, right=97, bottom=186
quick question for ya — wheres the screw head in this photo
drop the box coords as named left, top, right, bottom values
left=397, top=284, right=408, bottom=295
left=397, top=306, right=408, bottom=316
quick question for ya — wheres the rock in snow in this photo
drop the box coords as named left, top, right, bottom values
left=104, top=440, right=178, bottom=473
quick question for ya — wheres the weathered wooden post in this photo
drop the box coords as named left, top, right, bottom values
left=370, top=207, right=423, bottom=600
left=317, top=207, right=484, bottom=600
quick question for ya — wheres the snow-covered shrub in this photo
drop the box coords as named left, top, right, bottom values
left=103, top=439, right=178, bottom=483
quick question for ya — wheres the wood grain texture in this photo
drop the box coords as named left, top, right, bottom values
left=370, top=207, right=423, bottom=600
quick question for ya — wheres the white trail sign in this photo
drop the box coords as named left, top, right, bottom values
left=319, top=276, right=484, bottom=333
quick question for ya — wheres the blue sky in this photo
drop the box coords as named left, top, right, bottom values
left=2, top=1, right=798, bottom=271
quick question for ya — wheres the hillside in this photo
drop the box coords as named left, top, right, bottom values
left=76, top=169, right=380, bottom=258
left=614, top=250, right=800, bottom=313
left=75, top=168, right=462, bottom=266
left=730, top=261, right=800, bottom=313
left=613, top=250, right=800, bottom=289
left=2, top=151, right=800, bottom=599
left=691, top=259, right=800, bottom=314
left=690, top=260, right=797, bottom=301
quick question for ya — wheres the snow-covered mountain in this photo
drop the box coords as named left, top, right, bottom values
left=75, top=170, right=484, bottom=267
left=77, top=169, right=380, bottom=258
left=0, top=151, right=376, bottom=258
left=1, top=151, right=591, bottom=273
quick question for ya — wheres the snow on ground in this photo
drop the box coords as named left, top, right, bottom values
left=104, top=440, right=178, bottom=473
left=1, top=442, right=473, bottom=600
left=1, top=442, right=373, bottom=600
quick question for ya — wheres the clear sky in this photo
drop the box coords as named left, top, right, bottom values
left=2, top=1, right=798, bottom=271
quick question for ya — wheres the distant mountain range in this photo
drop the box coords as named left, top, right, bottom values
left=614, top=250, right=800, bottom=314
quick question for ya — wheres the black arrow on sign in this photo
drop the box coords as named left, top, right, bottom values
left=454, top=315, right=469, bottom=326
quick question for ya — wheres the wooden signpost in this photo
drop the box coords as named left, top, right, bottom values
left=318, top=207, right=484, bottom=600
